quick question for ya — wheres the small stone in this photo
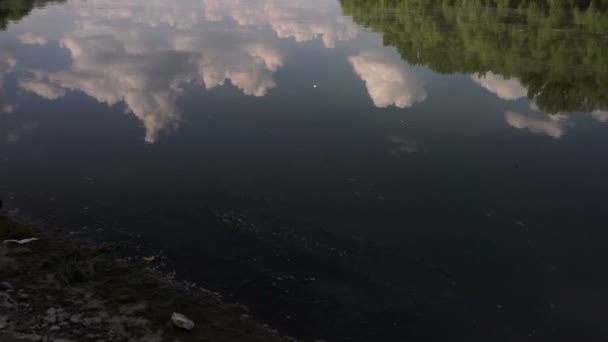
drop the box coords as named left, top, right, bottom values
left=0, top=282, right=12, bottom=291
left=12, top=332, right=42, bottom=341
left=124, top=317, right=148, bottom=328
left=46, top=308, right=57, bottom=315
left=45, top=313, right=57, bottom=324
left=70, top=314, right=82, bottom=324
left=171, top=312, right=195, bottom=330
left=107, top=320, right=129, bottom=342
left=0, top=292, right=16, bottom=309
left=50, top=325, right=61, bottom=331
left=83, top=316, right=102, bottom=327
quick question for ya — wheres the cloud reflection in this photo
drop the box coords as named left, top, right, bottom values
left=505, top=111, right=570, bottom=138
left=202, top=0, right=358, bottom=48
left=471, top=72, right=527, bottom=101
left=15, top=0, right=362, bottom=142
left=19, top=33, right=48, bottom=45
left=349, top=50, right=427, bottom=108
left=591, top=110, right=608, bottom=123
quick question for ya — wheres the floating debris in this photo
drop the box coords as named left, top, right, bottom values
left=142, top=256, right=156, bottom=262
left=3, top=237, right=39, bottom=245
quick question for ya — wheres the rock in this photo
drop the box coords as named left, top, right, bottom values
left=12, top=332, right=42, bottom=341
left=83, top=316, right=102, bottom=327
left=0, top=315, right=7, bottom=329
left=171, top=312, right=195, bottom=330
left=69, top=314, right=82, bottom=324
left=0, top=282, right=12, bottom=291
left=50, top=325, right=61, bottom=331
left=45, top=308, right=57, bottom=324
left=124, top=317, right=148, bottom=328
left=107, top=320, right=129, bottom=342
left=0, top=292, right=16, bottom=309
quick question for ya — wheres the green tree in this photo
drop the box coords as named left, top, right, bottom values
left=340, top=0, right=608, bottom=112
left=0, top=0, right=64, bottom=30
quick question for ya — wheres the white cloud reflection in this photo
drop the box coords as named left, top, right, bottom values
left=202, top=0, right=358, bottom=48
left=505, top=111, right=570, bottom=138
left=15, top=0, right=363, bottom=142
left=591, top=110, right=608, bottom=123
left=471, top=72, right=528, bottom=101
left=18, top=33, right=48, bottom=45
left=349, top=50, right=427, bottom=108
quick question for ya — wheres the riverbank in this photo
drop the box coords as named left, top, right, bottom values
left=0, top=214, right=288, bottom=342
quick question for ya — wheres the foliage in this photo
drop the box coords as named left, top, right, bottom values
left=0, top=0, right=64, bottom=30
left=340, top=0, right=608, bottom=112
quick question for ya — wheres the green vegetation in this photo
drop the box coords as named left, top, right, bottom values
left=0, top=0, right=63, bottom=30
left=340, top=0, right=608, bottom=112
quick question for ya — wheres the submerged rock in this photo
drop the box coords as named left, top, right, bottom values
left=0, top=292, right=16, bottom=309
left=45, top=307, right=57, bottom=324
left=82, top=316, right=102, bottom=327
left=69, top=314, right=82, bottom=324
left=12, top=332, right=42, bottom=341
left=171, top=312, right=195, bottom=330
left=108, top=319, right=129, bottom=342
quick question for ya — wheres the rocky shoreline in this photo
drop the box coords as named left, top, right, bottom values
left=0, top=214, right=289, bottom=342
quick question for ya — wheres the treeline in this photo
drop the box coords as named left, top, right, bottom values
left=340, top=0, right=608, bottom=112
left=1, top=0, right=64, bottom=30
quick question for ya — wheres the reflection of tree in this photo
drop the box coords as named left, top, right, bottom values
left=340, top=0, right=608, bottom=112
left=0, top=0, right=64, bottom=30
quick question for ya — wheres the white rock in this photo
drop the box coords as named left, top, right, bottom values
left=171, top=313, right=195, bottom=330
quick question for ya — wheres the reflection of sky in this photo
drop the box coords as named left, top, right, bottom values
left=1, top=0, right=606, bottom=143
left=349, top=50, right=427, bottom=109
left=505, top=111, right=569, bottom=139
left=2, top=0, right=430, bottom=142
left=0, top=50, right=17, bottom=113
left=471, top=72, right=608, bottom=138
left=471, top=72, right=527, bottom=101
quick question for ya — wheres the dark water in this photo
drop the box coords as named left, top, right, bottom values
left=2, top=0, right=608, bottom=340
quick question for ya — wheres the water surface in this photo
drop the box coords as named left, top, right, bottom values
left=1, top=0, right=608, bottom=340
